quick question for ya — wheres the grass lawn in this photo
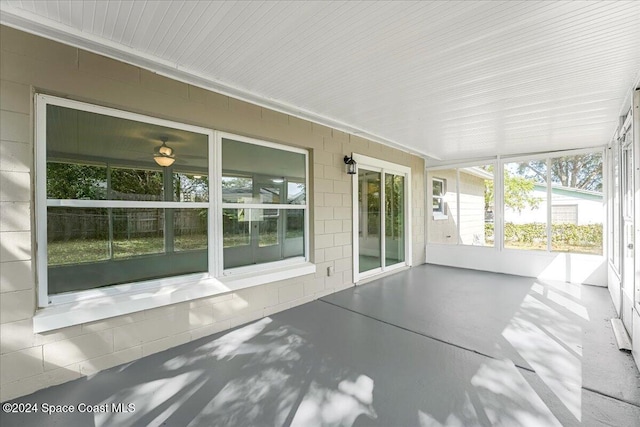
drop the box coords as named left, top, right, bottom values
left=48, top=234, right=207, bottom=265
left=504, top=241, right=602, bottom=255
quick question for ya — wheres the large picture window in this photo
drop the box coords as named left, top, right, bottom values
left=37, top=96, right=310, bottom=308
left=220, top=135, right=308, bottom=271
left=37, top=96, right=212, bottom=303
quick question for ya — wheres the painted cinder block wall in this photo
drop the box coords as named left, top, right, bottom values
left=0, top=26, right=425, bottom=401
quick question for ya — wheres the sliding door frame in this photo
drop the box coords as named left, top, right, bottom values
left=352, top=154, right=412, bottom=283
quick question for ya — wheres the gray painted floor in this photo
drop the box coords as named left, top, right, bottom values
left=2, top=264, right=639, bottom=426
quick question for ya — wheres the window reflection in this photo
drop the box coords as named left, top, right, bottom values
left=221, top=137, right=307, bottom=269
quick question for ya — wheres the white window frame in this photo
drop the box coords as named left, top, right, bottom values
left=36, top=94, right=217, bottom=308
left=34, top=96, right=315, bottom=332
left=432, top=177, right=448, bottom=220
left=216, top=131, right=310, bottom=277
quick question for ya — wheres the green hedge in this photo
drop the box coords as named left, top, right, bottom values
left=485, top=222, right=602, bottom=246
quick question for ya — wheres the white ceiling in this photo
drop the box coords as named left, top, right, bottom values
left=2, top=1, right=640, bottom=162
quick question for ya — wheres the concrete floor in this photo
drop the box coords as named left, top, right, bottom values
left=2, top=264, right=639, bottom=426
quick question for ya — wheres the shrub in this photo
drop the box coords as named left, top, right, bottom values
left=485, top=222, right=602, bottom=247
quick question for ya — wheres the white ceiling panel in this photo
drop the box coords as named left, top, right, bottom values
left=1, top=0, right=639, bottom=161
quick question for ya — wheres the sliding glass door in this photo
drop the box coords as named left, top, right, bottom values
left=358, top=169, right=382, bottom=273
left=385, top=173, right=405, bottom=266
left=353, top=155, right=411, bottom=281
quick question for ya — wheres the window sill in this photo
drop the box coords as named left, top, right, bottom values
left=432, top=214, right=448, bottom=220
left=33, top=262, right=316, bottom=333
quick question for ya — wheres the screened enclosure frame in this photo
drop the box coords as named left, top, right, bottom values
left=426, top=146, right=606, bottom=256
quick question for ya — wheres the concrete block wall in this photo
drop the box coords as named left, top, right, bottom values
left=0, top=25, right=425, bottom=401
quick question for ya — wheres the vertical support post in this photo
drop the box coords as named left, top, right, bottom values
left=455, top=168, right=461, bottom=244
left=164, top=166, right=175, bottom=253
left=381, top=170, right=386, bottom=270
left=633, top=88, right=640, bottom=309
left=495, top=156, right=503, bottom=251
left=107, top=164, right=114, bottom=259
left=547, top=157, right=552, bottom=252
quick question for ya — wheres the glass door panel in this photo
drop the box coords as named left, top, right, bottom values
left=359, top=169, right=382, bottom=273
left=385, top=174, right=405, bottom=266
left=622, top=139, right=634, bottom=335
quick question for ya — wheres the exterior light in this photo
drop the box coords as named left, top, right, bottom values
left=344, top=155, right=357, bottom=175
left=154, top=137, right=175, bottom=167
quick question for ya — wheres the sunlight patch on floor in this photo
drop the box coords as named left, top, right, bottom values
left=502, top=294, right=583, bottom=421
left=95, top=371, right=207, bottom=427
left=471, top=359, right=562, bottom=427
left=292, top=375, right=377, bottom=427
left=162, top=317, right=273, bottom=370
left=418, top=393, right=478, bottom=427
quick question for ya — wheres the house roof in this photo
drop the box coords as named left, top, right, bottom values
left=533, top=183, right=603, bottom=201
left=460, top=167, right=494, bottom=180
left=2, top=1, right=639, bottom=161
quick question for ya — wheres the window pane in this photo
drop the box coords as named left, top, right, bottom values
left=459, top=166, right=494, bottom=247
left=47, top=207, right=207, bottom=295
left=47, top=163, right=107, bottom=199
left=288, top=181, right=306, bottom=204
left=258, top=181, right=282, bottom=204
left=427, top=170, right=458, bottom=245
left=359, top=169, right=381, bottom=272
left=385, top=174, right=405, bottom=265
left=48, top=207, right=110, bottom=265
left=174, top=209, right=208, bottom=251
left=259, top=210, right=279, bottom=247
left=285, top=210, right=305, bottom=258
left=223, top=208, right=304, bottom=269
left=503, top=161, right=547, bottom=250
left=46, top=104, right=208, bottom=202
left=222, top=138, right=306, bottom=204
left=112, top=208, right=164, bottom=258
left=550, top=153, right=603, bottom=254
left=222, top=176, right=253, bottom=203
left=433, top=180, right=443, bottom=197
left=223, top=208, right=251, bottom=249
left=110, top=168, right=164, bottom=201
left=175, top=174, right=209, bottom=202
left=221, top=137, right=307, bottom=270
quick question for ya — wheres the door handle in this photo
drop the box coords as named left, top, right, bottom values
left=628, top=243, right=634, bottom=249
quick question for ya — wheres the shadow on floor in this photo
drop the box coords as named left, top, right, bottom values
left=2, top=264, right=639, bottom=426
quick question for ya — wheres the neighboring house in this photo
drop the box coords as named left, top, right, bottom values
left=428, top=167, right=492, bottom=246
left=505, top=184, right=604, bottom=225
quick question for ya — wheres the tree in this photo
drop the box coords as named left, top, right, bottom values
left=110, top=168, right=163, bottom=199
left=483, top=166, right=541, bottom=214
left=484, top=153, right=603, bottom=215
left=517, top=154, right=602, bottom=191
left=47, top=163, right=107, bottom=199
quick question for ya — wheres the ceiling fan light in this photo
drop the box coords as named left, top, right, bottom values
left=154, top=137, right=176, bottom=167
left=158, top=145, right=173, bottom=156
left=154, top=155, right=175, bottom=167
